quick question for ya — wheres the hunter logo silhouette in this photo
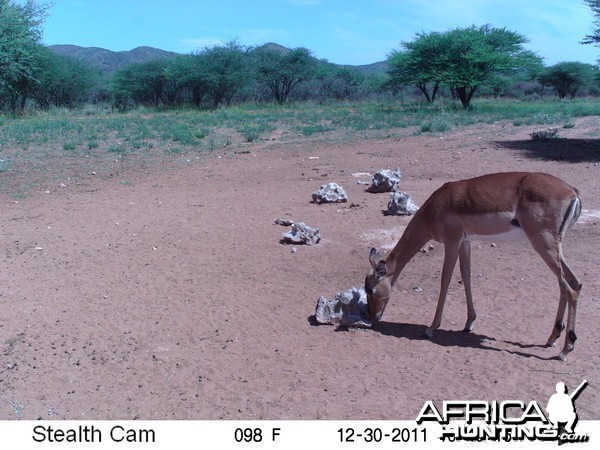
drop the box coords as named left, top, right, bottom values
left=546, top=380, right=588, bottom=438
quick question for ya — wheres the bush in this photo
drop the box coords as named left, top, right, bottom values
left=420, top=114, right=453, bottom=132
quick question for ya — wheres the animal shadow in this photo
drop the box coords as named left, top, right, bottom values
left=501, top=339, right=562, bottom=361
left=371, top=321, right=501, bottom=352
left=309, top=316, right=561, bottom=360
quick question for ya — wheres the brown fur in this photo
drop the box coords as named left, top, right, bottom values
left=365, top=172, right=582, bottom=361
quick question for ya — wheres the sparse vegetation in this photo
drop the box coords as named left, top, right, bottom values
left=2, top=98, right=600, bottom=197
left=2, top=0, right=600, bottom=197
left=530, top=127, right=559, bottom=140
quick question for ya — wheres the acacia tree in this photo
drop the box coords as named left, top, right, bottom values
left=0, top=0, right=47, bottom=113
left=31, top=47, right=97, bottom=108
left=165, top=54, right=210, bottom=107
left=582, top=0, right=600, bottom=45
left=320, top=66, right=366, bottom=100
left=387, top=25, right=543, bottom=108
left=538, top=62, right=599, bottom=99
left=387, top=31, right=448, bottom=103
left=254, top=46, right=317, bottom=104
left=112, top=60, right=171, bottom=107
left=196, top=40, right=251, bottom=107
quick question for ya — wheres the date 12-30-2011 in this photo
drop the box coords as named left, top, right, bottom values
left=338, top=427, right=427, bottom=444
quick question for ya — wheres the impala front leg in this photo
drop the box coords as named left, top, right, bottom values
left=459, top=240, right=477, bottom=332
left=425, top=240, right=460, bottom=338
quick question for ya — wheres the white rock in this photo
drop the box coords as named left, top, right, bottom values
left=385, top=191, right=419, bottom=216
left=281, top=222, right=321, bottom=245
left=368, top=168, right=401, bottom=193
left=315, top=287, right=371, bottom=328
left=311, top=183, right=348, bottom=204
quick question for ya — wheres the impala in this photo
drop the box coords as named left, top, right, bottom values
left=364, top=172, right=582, bottom=361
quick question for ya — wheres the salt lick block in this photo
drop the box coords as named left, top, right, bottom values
left=311, top=183, right=348, bottom=204
left=367, top=168, right=401, bottom=193
left=385, top=191, right=419, bottom=216
left=315, top=287, right=371, bottom=328
left=281, top=222, right=321, bottom=245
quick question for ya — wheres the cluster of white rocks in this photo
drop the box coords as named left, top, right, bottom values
left=275, top=167, right=419, bottom=327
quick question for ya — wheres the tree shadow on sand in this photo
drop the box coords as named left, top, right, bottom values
left=495, top=138, right=600, bottom=163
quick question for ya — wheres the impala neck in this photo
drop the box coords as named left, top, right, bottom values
left=385, top=217, right=433, bottom=287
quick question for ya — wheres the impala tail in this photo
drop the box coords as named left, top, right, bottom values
left=560, top=195, right=582, bottom=238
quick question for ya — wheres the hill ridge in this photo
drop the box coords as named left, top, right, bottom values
left=47, top=43, right=388, bottom=75
left=48, top=44, right=180, bottom=75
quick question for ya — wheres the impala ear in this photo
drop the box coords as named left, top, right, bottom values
left=369, top=247, right=381, bottom=268
left=369, top=248, right=388, bottom=278
left=374, top=261, right=388, bottom=278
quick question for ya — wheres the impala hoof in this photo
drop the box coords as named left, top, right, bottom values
left=558, top=352, right=567, bottom=362
left=423, top=328, right=434, bottom=339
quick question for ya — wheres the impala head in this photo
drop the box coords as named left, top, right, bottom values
left=365, top=248, right=392, bottom=322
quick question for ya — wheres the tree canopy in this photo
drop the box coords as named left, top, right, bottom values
left=538, top=62, right=599, bottom=99
left=0, top=0, right=48, bottom=112
left=582, top=0, right=600, bottom=45
left=387, top=31, right=448, bottom=103
left=31, top=47, right=98, bottom=108
left=197, top=40, right=251, bottom=107
left=113, top=60, right=171, bottom=107
left=254, top=46, right=317, bottom=104
left=387, top=25, right=543, bottom=107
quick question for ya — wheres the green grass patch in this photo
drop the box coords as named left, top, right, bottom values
left=107, top=144, right=126, bottom=153
left=63, top=142, right=78, bottom=151
left=420, top=114, right=454, bottom=133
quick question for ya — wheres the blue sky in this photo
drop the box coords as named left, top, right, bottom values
left=37, top=0, right=599, bottom=66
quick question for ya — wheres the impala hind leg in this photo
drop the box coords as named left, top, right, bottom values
left=546, top=295, right=567, bottom=348
left=529, top=236, right=582, bottom=360
left=546, top=245, right=582, bottom=349
left=459, top=240, right=477, bottom=333
left=557, top=251, right=582, bottom=360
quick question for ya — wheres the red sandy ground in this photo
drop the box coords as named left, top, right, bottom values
left=1, top=117, right=598, bottom=420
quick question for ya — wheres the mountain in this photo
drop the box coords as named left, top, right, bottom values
left=344, top=60, right=389, bottom=75
left=47, top=43, right=388, bottom=76
left=47, top=45, right=179, bottom=75
left=259, top=42, right=291, bottom=53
